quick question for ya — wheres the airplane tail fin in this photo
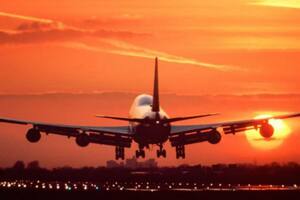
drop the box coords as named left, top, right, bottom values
left=152, top=57, right=160, bottom=112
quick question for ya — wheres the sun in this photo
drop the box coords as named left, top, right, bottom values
left=245, top=114, right=291, bottom=150
left=252, top=0, right=300, bottom=9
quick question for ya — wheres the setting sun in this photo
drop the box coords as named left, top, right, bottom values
left=245, top=114, right=292, bottom=150
left=253, top=0, right=300, bottom=9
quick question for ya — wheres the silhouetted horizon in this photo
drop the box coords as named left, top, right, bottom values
left=2, top=159, right=300, bottom=185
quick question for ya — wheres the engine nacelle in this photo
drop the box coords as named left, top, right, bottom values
left=259, top=123, right=274, bottom=138
left=208, top=130, right=222, bottom=144
left=26, top=128, right=41, bottom=143
left=76, top=133, right=90, bottom=147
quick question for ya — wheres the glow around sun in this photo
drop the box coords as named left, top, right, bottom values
left=252, top=0, right=300, bottom=9
left=245, top=114, right=292, bottom=150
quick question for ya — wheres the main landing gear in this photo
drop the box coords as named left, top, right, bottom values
left=176, top=145, right=185, bottom=159
left=156, top=144, right=166, bottom=158
left=115, top=146, right=125, bottom=160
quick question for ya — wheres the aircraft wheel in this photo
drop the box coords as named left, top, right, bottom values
left=135, top=150, right=140, bottom=158
left=162, top=149, right=167, bottom=158
left=141, top=150, right=145, bottom=158
left=156, top=150, right=161, bottom=158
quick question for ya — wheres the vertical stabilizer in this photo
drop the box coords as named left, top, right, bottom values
left=152, top=57, right=160, bottom=112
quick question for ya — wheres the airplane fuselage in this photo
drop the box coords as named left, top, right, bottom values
left=129, top=94, right=170, bottom=146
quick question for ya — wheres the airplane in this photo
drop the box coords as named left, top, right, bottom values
left=0, top=58, right=300, bottom=160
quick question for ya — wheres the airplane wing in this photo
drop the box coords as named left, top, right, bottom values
left=0, top=117, right=132, bottom=147
left=169, top=113, right=300, bottom=147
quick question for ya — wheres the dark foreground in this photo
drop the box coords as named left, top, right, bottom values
left=0, top=190, right=300, bottom=200
left=2, top=162, right=300, bottom=199
left=1, top=180, right=300, bottom=200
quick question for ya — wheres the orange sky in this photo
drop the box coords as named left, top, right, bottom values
left=0, top=0, right=300, bottom=167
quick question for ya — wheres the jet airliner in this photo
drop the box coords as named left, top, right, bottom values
left=1, top=58, right=300, bottom=160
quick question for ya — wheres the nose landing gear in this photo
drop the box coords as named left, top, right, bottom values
left=135, top=149, right=145, bottom=158
left=156, top=144, right=167, bottom=158
left=136, top=145, right=146, bottom=158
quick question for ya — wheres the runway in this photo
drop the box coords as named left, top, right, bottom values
left=1, top=180, right=299, bottom=192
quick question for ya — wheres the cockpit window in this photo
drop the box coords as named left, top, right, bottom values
left=138, top=96, right=153, bottom=106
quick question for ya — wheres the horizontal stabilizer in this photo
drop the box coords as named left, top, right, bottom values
left=96, top=113, right=218, bottom=124
left=96, top=115, right=144, bottom=123
left=164, top=113, right=219, bottom=123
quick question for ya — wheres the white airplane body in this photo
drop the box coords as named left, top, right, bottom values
left=1, top=58, right=300, bottom=160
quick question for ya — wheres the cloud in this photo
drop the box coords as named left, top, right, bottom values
left=0, top=11, right=236, bottom=71
left=61, top=40, right=237, bottom=71
left=0, top=11, right=148, bottom=44
left=0, top=28, right=147, bottom=45
left=0, top=11, right=54, bottom=23
left=83, top=15, right=142, bottom=27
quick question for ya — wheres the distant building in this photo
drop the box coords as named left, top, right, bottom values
left=139, top=159, right=157, bottom=168
left=106, top=157, right=158, bottom=169
left=125, top=157, right=138, bottom=169
left=106, top=160, right=120, bottom=168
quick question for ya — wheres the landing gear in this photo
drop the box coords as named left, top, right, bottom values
left=136, top=145, right=145, bottom=158
left=176, top=145, right=185, bottom=159
left=156, top=144, right=166, bottom=158
left=115, top=146, right=125, bottom=160
left=135, top=149, right=145, bottom=158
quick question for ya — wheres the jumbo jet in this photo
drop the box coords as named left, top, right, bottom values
left=0, top=58, right=299, bottom=160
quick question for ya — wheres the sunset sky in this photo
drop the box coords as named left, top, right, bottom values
left=0, top=0, right=300, bottom=168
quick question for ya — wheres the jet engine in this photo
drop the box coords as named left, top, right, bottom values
left=208, top=130, right=222, bottom=144
left=259, top=123, right=274, bottom=138
left=76, top=133, right=90, bottom=147
left=26, top=128, right=41, bottom=143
